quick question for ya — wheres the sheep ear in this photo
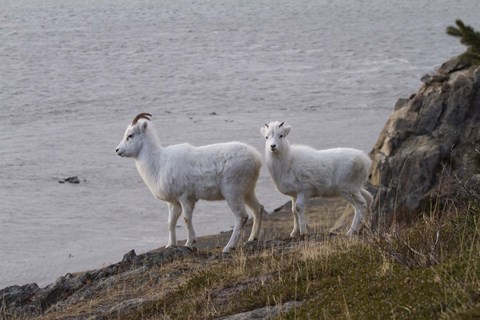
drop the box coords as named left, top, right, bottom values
left=260, top=126, right=267, bottom=137
left=140, top=121, right=148, bottom=132
left=283, top=125, right=291, bottom=137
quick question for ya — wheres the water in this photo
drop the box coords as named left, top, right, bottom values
left=1, top=0, right=478, bottom=289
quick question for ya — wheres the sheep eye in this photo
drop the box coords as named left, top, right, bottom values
left=127, top=134, right=133, bottom=140
left=265, top=136, right=268, bottom=139
left=280, top=135, right=283, bottom=138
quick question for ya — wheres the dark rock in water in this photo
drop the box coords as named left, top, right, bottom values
left=367, top=57, right=480, bottom=230
left=58, top=176, right=80, bottom=184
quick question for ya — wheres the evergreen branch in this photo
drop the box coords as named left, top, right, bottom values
left=446, top=19, right=480, bottom=63
left=446, top=26, right=462, bottom=37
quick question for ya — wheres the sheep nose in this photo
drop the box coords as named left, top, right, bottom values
left=270, top=144, right=276, bottom=150
left=115, top=148, right=119, bottom=153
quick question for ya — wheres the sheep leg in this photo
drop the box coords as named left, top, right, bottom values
left=244, top=192, right=264, bottom=242
left=290, top=194, right=307, bottom=238
left=361, top=188, right=373, bottom=213
left=342, top=191, right=367, bottom=236
left=290, top=197, right=300, bottom=238
left=295, top=194, right=308, bottom=236
left=290, top=196, right=300, bottom=238
left=166, top=202, right=182, bottom=248
left=223, top=197, right=249, bottom=253
left=180, top=199, right=197, bottom=249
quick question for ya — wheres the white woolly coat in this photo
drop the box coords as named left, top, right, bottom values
left=266, top=145, right=371, bottom=199
left=136, top=141, right=263, bottom=204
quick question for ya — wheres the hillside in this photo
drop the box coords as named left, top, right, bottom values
left=1, top=194, right=480, bottom=319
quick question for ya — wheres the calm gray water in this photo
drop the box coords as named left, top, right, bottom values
left=1, top=0, right=478, bottom=288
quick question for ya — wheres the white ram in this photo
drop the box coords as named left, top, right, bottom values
left=261, top=121, right=372, bottom=237
left=116, top=113, right=265, bottom=253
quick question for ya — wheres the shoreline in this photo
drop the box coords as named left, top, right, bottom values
left=0, top=198, right=350, bottom=318
left=2, top=198, right=349, bottom=291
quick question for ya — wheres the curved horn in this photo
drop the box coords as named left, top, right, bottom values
left=132, top=113, right=152, bottom=125
left=264, top=123, right=269, bottom=128
left=279, top=121, right=284, bottom=128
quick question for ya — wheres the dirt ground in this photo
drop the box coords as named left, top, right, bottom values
left=179, top=198, right=353, bottom=251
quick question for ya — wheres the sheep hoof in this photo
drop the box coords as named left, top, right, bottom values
left=346, top=228, right=358, bottom=237
left=184, top=242, right=197, bottom=251
left=184, top=246, right=197, bottom=253
left=290, top=231, right=300, bottom=238
left=298, top=234, right=310, bottom=241
left=222, top=246, right=235, bottom=255
left=220, top=252, right=233, bottom=259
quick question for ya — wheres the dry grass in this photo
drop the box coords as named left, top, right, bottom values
left=11, top=196, right=480, bottom=320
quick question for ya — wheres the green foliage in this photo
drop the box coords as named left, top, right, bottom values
left=446, top=19, right=480, bottom=63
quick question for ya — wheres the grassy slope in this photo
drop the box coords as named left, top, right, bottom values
left=32, top=200, right=480, bottom=320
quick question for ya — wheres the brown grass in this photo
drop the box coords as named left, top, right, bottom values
left=11, top=195, right=480, bottom=320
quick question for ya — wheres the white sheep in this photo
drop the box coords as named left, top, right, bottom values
left=261, top=121, right=373, bottom=237
left=116, top=113, right=265, bottom=253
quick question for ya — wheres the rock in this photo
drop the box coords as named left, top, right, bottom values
left=0, top=283, right=41, bottom=316
left=138, top=246, right=196, bottom=267
left=438, top=55, right=472, bottom=74
left=0, top=246, right=201, bottom=318
left=215, top=301, right=303, bottom=320
left=58, top=176, right=80, bottom=184
left=394, top=98, right=411, bottom=111
left=368, top=59, right=480, bottom=231
left=38, top=273, right=84, bottom=312
left=122, top=249, right=138, bottom=264
left=420, top=73, right=449, bottom=85
left=105, top=298, right=147, bottom=318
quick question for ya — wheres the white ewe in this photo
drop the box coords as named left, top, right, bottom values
left=116, top=113, right=265, bottom=253
left=261, top=121, right=373, bottom=237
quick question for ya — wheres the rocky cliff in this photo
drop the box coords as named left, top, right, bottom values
left=369, top=57, right=480, bottom=230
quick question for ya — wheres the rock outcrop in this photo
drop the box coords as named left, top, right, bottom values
left=369, top=57, right=480, bottom=230
left=0, top=247, right=200, bottom=318
left=215, top=301, right=303, bottom=320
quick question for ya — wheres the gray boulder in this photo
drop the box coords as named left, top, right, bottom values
left=369, top=57, right=480, bottom=230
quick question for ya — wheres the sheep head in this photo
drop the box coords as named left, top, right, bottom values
left=260, top=121, right=291, bottom=153
left=116, top=113, right=153, bottom=158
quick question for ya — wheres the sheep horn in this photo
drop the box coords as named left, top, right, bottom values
left=264, top=123, right=269, bottom=128
left=279, top=122, right=284, bottom=128
left=132, top=113, right=152, bottom=125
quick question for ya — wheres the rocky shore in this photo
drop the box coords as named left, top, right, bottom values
left=0, top=198, right=348, bottom=319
